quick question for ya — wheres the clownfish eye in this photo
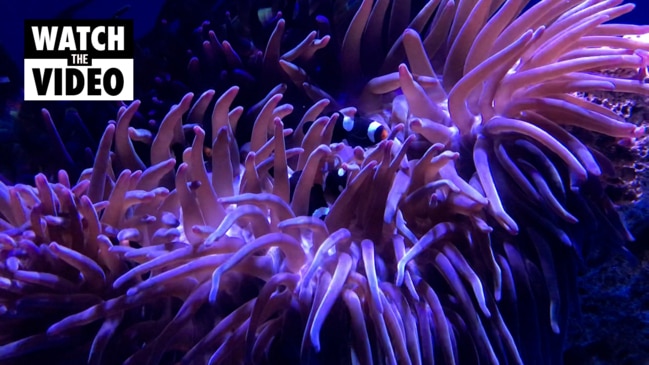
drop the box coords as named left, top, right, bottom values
left=380, top=127, right=389, bottom=141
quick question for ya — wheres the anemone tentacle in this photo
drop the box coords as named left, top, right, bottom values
left=1, top=0, right=647, bottom=364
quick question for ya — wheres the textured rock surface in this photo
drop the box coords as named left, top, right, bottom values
left=565, top=62, right=649, bottom=364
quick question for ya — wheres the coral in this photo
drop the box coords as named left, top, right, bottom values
left=1, top=0, right=649, bottom=364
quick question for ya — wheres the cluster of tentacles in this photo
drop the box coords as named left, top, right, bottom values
left=2, top=0, right=649, bottom=364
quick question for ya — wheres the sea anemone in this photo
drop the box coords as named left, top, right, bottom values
left=2, top=0, right=649, bottom=364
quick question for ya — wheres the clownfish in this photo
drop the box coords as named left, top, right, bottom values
left=304, top=113, right=389, bottom=148
left=323, top=167, right=348, bottom=199
left=286, top=166, right=350, bottom=220
left=288, top=170, right=327, bottom=217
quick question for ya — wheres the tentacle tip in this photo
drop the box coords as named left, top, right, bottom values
left=398, top=64, right=412, bottom=80
left=310, top=334, right=321, bottom=353
left=500, top=219, right=519, bottom=235
left=588, top=165, right=602, bottom=177
left=403, top=28, right=418, bottom=38
left=35, top=173, right=47, bottom=183
left=481, top=305, right=492, bottom=318
left=634, top=125, right=647, bottom=138
left=409, top=118, right=422, bottom=128
left=193, top=125, right=205, bottom=135
left=46, top=326, right=60, bottom=336
left=551, top=320, right=561, bottom=335
left=494, top=289, right=502, bottom=302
